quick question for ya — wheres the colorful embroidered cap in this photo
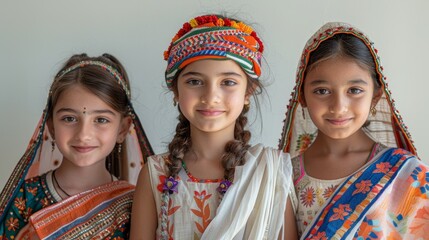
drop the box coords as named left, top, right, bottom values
left=164, top=15, right=264, bottom=89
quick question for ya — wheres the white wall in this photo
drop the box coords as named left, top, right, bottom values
left=1, top=0, right=428, bottom=189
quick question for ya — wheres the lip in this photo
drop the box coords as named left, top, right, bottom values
left=73, top=146, right=97, bottom=153
left=197, top=109, right=225, bottom=116
left=327, top=118, right=352, bottom=126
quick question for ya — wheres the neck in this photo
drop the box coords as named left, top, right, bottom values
left=188, top=125, right=234, bottom=162
left=54, top=159, right=112, bottom=196
left=309, top=129, right=375, bottom=156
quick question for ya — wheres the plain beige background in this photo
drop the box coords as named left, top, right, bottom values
left=1, top=0, right=428, bottom=189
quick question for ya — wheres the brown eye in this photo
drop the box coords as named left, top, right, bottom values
left=314, top=88, right=330, bottom=95
left=95, top=118, right=109, bottom=124
left=348, top=88, right=364, bottom=94
left=186, top=79, right=203, bottom=86
left=222, top=80, right=237, bottom=86
left=62, top=116, right=77, bottom=122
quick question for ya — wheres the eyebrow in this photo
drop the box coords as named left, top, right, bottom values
left=309, top=79, right=369, bottom=86
left=55, top=108, right=116, bottom=116
left=180, top=71, right=245, bottom=78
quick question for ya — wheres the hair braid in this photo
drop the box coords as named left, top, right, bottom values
left=222, top=107, right=251, bottom=181
left=159, top=111, right=191, bottom=239
left=167, top=112, right=191, bottom=177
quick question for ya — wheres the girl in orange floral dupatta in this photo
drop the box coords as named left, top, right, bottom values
left=279, top=22, right=429, bottom=239
left=0, top=53, right=153, bottom=239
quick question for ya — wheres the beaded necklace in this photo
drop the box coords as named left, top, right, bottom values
left=181, top=160, right=232, bottom=195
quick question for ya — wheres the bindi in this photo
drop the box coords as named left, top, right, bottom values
left=83, top=107, right=87, bottom=115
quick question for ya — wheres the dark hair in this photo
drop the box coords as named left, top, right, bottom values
left=48, top=53, right=131, bottom=178
left=168, top=73, right=262, bottom=181
left=304, top=33, right=381, bottom=91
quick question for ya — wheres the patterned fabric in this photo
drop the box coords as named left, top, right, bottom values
left=0, top=172, right=132, bottom=239
left=278, top=22, right=416, bottom=158
left=300, top=148, right=429, bottom=239
left=149, top=153, right=222, bottom=239
left=0, top=61, right=154, bottom=237
left=164, top=15, right=264, bottom=88
left=147, top=144, right=293, bottom=239
left=278, top=22, right=425, bottom=239
left=290, top=143, right=386, bottom=236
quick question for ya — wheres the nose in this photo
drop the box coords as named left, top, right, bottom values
left=329, top=93, right=348, bottom=114
left=76, top=120, right=93, bottom=141
left=201, top=84, right=220, bottom=105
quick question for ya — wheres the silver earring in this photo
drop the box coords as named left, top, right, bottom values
left=118, top=143, right=122, bottom=153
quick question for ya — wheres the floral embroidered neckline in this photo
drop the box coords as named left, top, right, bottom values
left=181, top=160, right=232, bottom=195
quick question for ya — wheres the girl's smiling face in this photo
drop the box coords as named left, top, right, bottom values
left=175, top=59, right=250, bottom=137
left=302, top=56, right=379, bottom=140
left=49, top=84, right=129, bottom=168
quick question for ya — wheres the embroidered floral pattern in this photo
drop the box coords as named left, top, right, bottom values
left=352, top=180, right=372, bottom=195
left=300, top=186, right=315, bottom=207
left=191, top=190, right=213, bottom=234
left=27, top=186, right=38, bottom=196
left=322, top=185, right=337, bottom=200
left=309, top=232, right=328, bottom=240
left=373, top=162, right=391, bottom=174
left=295, top=133, right=314, bottom=154
left=14, top=197, right=26, bottom=211
left=6, top=218, right=19, bottom=231
left=329, top=204, right=351, bottom=221
left=217, top=179, right=232, bottom=195
left=157, top=176, right=179, bottom=194
left=409, top=206, right=429, bottom=238
left=354, top=217, right=382, bottom=239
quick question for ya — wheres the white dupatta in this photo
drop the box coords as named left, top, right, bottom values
left=202, top=144, right=293, bottom=239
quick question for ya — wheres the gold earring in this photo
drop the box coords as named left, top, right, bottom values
left=370, top=106, right=377, bottom=116
left=51, top=140, right=55, bottom=152
left=243, top=103, right=250, bottom=112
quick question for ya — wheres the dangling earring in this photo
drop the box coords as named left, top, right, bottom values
left=51, top=140, right=56, bottom=152
left=370, top=106, right=377, bottom=116
left=173, top=99, right=177, bottom=107
left=302, top=108, right=306, bottom=120
left=118, top=143, right=122, bottom=153
left=243, top=103, right=250, bottom=112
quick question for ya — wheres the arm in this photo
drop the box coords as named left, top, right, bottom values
left=130, top=163, right=157, bottom=240
left=283, top=196, right=298, bottom=240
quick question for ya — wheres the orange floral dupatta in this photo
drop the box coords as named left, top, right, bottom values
left=16, top=180, right=134, bottom=239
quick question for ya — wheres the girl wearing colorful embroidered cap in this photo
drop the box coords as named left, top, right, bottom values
left=131, top=15, right=297, bottom=239
left=279, top=22, right=429, bottom=239
left=0, top=53, right=154, bottom=239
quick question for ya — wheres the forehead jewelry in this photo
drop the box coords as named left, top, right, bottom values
left=83, top=107, right=87, bottom=114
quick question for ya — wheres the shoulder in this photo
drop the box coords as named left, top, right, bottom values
left=147, top=153, right=170, bottom=174
left=248, top=143, right=291, bottom=160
